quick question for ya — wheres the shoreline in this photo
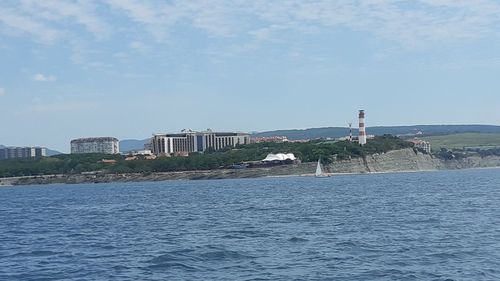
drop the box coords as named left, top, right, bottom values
left=2, top=164, right=500, bottom=187
left=2, top=148, right=500, bottom=186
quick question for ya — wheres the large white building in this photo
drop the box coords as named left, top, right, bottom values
left=70, top=137, right=120, bottom=154
left=151, top=130, right=249, bottom=156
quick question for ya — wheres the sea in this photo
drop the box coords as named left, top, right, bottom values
left=1, top=168, right=500, bottom=281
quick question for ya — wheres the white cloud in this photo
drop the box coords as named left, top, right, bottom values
left=33, top=73, right=57, bottom=82
left=246, top=0, right=500, bottom=47
left=105, top=0, right=500, bottom=47
left=105, top=0, right=249, bottom=38
left=106, top=0, right=158, bottom=24
left=19, top=0, right=111, bottom=38
left=1, top=0, right=500, bottom=49
left=0, top=88, right=5, bottom=96
left=0, top=6, right=61, bottom=43
left=0, top=1, right=109, bottom=44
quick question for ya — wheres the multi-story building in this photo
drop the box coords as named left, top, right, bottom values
left=70, top=137, right=120, bottom=154
left=151, top=130, right=250, bottom=156
left=0, top=147, right=46, bottom=160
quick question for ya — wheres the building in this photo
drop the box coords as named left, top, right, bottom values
left=250, top=136, right=289, bottom=143
left=151, top=130, right=250, bottom=156
left=128, top=149, right=153, bottom=156
left=410, top=139, right=432, bottom=154
left=70, top=137, right=120, bottom=154
left=0, top=147, right=46, bottom=160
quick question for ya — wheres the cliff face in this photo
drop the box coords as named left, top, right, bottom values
left=327, top=148, right=500, bottom=174
left=327, top=148, right=439, bottom=173
left=0, top=163, right=318, bottom=186
left=441, top=155, right=500, bottom=170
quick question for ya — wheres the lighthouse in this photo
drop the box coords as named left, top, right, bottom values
left=358, top=110, right=367, bottom=146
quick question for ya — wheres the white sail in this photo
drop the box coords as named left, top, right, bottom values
left=315, top=159, right=323, bottom=177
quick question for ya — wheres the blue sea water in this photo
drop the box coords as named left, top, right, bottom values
left=1, top=169, right=500, bottom=281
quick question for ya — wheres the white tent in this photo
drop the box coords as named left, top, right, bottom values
left=262, top=153, right=296, bottom=162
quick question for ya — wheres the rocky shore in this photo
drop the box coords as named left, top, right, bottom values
left=327, top=148, right=500, bottom=173
left=1, top=148, right=499, bottom=186
left=0, top=163, right=317, bottom=186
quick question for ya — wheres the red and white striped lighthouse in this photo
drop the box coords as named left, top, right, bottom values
left=358, top=110, right=367, bottom=146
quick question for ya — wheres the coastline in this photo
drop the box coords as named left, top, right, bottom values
left=1, top=164, right=316, bottom=186
left=2, top=163, right=500, bottom=187
left=2, top=148, right=500, bottom=186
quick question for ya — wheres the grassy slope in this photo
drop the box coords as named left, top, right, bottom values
left=418, top=133, right=500, bottom=151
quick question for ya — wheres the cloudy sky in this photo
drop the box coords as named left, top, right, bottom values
left=1, top=0, right=500, bottom=152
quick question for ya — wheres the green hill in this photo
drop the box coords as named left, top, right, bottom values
left=418, top=133, right=500, bottom=151
left=252, top=125, right=500, bottom=140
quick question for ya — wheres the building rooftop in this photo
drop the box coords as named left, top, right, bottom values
left=71, top=137, right=119, bottom=143
left=153, top=131, right=249, bottom=136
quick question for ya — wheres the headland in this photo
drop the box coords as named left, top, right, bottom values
left=2, top=147, right=500, bottom=186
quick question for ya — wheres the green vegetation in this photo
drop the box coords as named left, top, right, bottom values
left=418, top=133, right=500, bottom=151
left=476, top=148, right=500, bottom=157
left=254, top=125, right=500, bottom=140
left=435, top=147, right=500, bottom=160
left=0, top=135, right=413, bottom=178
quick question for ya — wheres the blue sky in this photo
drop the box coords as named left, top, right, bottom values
left=1, top=0, right=500, bottom=152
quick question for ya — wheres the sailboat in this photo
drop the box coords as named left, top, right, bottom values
left=315, top=159, right=328, bottom=177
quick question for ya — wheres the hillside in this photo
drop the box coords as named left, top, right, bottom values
left=252, top=125, right=500, bottom=140
left=120, top=139, right=149, bottom=152
left=418, top=133, right=500, bottom=151
left=46, top=149, right=63, bottom=156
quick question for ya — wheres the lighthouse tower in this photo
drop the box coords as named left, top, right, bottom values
left=358, top=110, right=367, bottom=146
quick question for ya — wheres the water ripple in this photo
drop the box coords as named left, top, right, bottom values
left=1, top=169, right=500, bottom=280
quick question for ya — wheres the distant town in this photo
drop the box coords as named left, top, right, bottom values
left=2, top=108, right=500, bottom=186
left=0, top=109, right=431, bottom=161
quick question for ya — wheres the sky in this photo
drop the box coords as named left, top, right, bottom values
left=1, top=0, right=500, bottom=152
